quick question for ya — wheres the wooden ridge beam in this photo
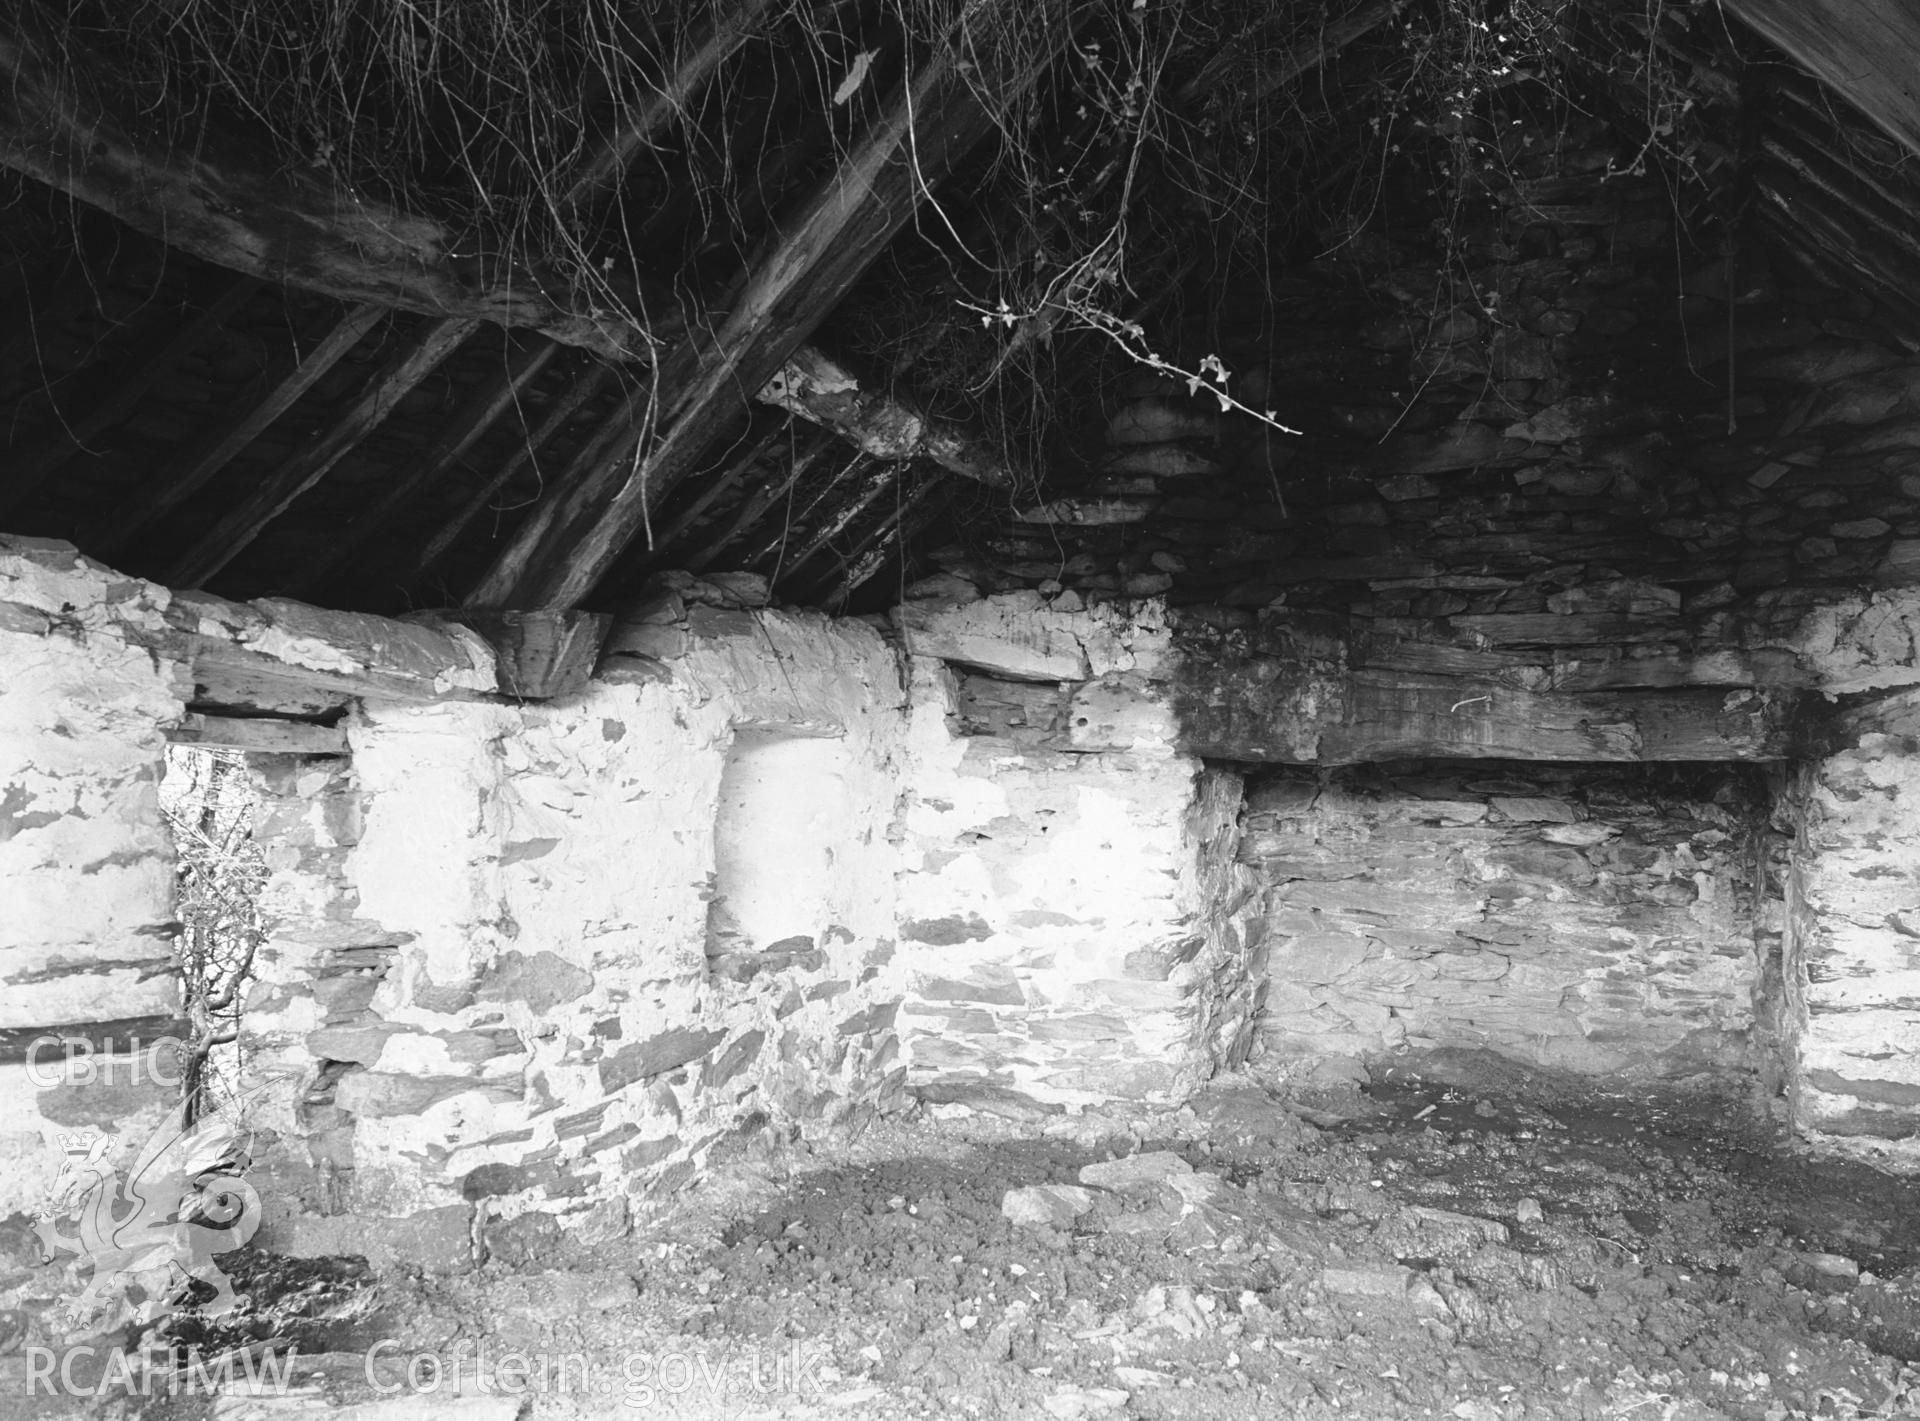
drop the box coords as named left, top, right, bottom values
left=164, top=712, right=349, bottom=757
left=89, top=304, right=389, bottom=559
left=0, top=29, right=665, bottom=363
left=276, top=338, right=561, bottom=598
left=168, top=316, right=479, bottom=588
left=0, top=272, right=259, bottom=519
left=465, top=4, right=1066, bottom=610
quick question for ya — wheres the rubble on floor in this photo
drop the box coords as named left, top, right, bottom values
left=91, top=1063, right=1920, bottom=1419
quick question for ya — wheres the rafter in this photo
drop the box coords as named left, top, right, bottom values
left=276, top=339, right=561, bottom=598
left=1723, top=0, right=1920, bottom=161
left=809, top=473, right=952, bottom=607
left=563, top=0, right=782, bottom=213
left=89, top=304, right=389, bottom=559
left=683, top=437, right=834, bottom=573
left=466, top=6, right=1066, bottom=610
left=168, top=316, right=479, bottom=588
left=733, top=454, right=876, bottom=572
left=768, top=464, right=897, bottom=591
left=618, top=420, right=791, bottom=576
left=404, top=362, right=621, bottom=596
left=0, top=272, right=259, bottom=519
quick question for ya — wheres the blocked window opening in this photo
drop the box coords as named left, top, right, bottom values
left=706, top=729, right=855, bottom=972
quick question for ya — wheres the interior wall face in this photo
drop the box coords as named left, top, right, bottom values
left=1785, top=693, right=1920, bottom=1169
left=895, top=655, right=1264, bottom=1104
left=0, top=543, right=183, bottom=1211
left=1241, top=765, right=1771, bottom=1084
left=243, top=604, right=914, bottom=1261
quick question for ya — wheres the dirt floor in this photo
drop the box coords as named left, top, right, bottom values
left=116, top=1056, right=1920, bottom=1418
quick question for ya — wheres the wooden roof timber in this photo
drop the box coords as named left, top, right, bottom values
left=560, top=0, right=781, bottom=215
left=626, top=421, right=791, bottom=572
left=682, top=435, right=835, bottom=573
left=812, top=474, right=953, bottom=608
left=0, top=29, right=666, bottom=363
left=1722, top=0, right=1920, bottom=163
left=0, top=271, right=259, bottom=520
left=0, top=9, right=1017, bottom=606
left=404, top=362, right=621, bottom=597
left=88, top=303, right=390, bottom=559
left=276, top=337, right=563, bottom=599
left=758, top=347, right=1011, bottom=487
left=731, top=453, right=880, bottom=573
left=168, top=315, right=481, bottom=588
left=769, top=464, right=898, bottom=592
left=465, top=4, right=1066, bottom=611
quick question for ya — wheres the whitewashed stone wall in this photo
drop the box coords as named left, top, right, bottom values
left=1784, top=693, right=1920, bottom=1170
left=892, top=594, right=1267, bottom=1106
left=244, top=591, right=914, bottom=1262
left=0, top=538, right=183, bottom=1213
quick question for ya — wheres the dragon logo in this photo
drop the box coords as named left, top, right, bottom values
left=34, top=1102, right=262, bottom=1332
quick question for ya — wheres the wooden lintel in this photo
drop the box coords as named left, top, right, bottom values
left=466, top=4, right=1065, bottom=610
left=176, top=588, right=498, bottom=713
left=757, top=347, right=1011, bottom=486
left=435, top=610, right=612, bottom=699
left=1172, top=650, right=1803, bottom=764
left=166, top=712, right=349, bottom=756
left=90, top=304, right=390, bottom=559
left=168, top=316, right=480, bottom=589
left=278, top=338, right=562, bottom=598
left=1323, top=676, right=1800, bottom=764
left=0, top=29, right=663, bottom=362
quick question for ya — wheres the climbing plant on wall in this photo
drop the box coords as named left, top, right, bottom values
left=160, top=747, right=266, bottom=1122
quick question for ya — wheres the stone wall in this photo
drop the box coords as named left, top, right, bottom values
left=0, top=539, right=183, bottom=1212
left=926, top=111, right=1920, bottom=661
left=894, top=652, right=1265, bottom=1106
left=242, top=582, right=914, bottom=1264
left=1784, top=693, right=1920, bottom=1170
left=1241, top=765, right=1770, bottom=1085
